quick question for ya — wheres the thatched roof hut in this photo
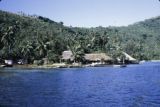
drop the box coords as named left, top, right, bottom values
left=84, top=53, right=112, bottom=62
left=62, top=51, right=74, bottom=61
left=62, top=51, right=112, bottom=63
left=122, top=52, right=137, bottom=61
left=122, top=52, right=139, bottom=64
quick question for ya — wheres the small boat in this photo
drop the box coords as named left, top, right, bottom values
left=113, top=64, right=126, bottom=68
left=139, top=60, right=146, bottom=64
left=120, top=64, right=127, bottom=67
left=0, top=65, right=6, bottom=68
left=90, top=62, right=106, bottom=67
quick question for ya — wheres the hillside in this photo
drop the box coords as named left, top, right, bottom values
left=0, top=10, right=160, bottom=64
left=118, top=16, right=160, bottom=60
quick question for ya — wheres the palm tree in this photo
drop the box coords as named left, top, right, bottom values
left=1, top=21, right=20, bottom=58
left=67, top=37, right=85, bottom=63
left=36, top=40, right=49, bottom=58
left=20, top=41, right=34, bottom=63
left=1, top=26, right=16, bottom=58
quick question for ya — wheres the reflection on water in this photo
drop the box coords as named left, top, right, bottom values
left=0, top=62, right=160, bottom=107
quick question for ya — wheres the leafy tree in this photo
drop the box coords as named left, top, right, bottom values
left=1, top=10, right=160, bottom=64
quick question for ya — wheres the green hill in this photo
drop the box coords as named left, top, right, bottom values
left=117, top=16, right=160, bottom=60
left=0, top=10, right=160, bottom=63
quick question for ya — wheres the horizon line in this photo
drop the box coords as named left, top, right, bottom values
left=1, top=9, right=160, bottom=28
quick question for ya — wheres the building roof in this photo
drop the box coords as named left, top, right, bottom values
left=62, top=51, right=73, bottom=60
left=62, top=50, right=112, bottom=61
left=122, top=52, right=137, bottom=61
left=84, top=53, right=112, bottom=61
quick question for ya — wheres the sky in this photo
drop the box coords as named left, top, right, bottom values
left=0, top=0, right=160, bottom=27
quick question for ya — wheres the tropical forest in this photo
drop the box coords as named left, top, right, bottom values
left=1, top=10, right=160, bottom=64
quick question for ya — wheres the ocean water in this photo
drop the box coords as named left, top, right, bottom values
left=0, top=62, right=160, bottom=107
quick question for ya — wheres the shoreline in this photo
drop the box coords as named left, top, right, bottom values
left=0, top=63, right=134, bottom=69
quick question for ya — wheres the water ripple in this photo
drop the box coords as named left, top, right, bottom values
left=0, top=62, right=160, bottom=106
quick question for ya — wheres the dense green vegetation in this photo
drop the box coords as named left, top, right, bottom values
left=0, top=10, right=160, bottom=64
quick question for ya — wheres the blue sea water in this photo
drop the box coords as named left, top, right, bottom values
left=0, top=62, right=160, bottom=107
